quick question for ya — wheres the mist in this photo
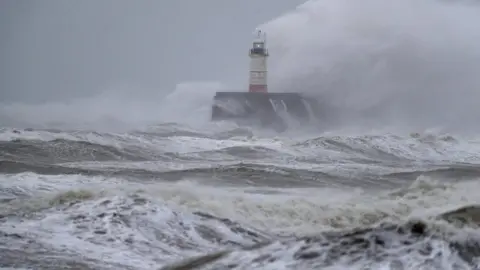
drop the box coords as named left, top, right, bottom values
left=0, top=0, right=304, bottom=129
left=262, top=0, right=480, bottom=132
left=2, top=0, right=480, bottom=133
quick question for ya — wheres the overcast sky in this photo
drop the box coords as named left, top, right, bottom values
left=0, top=0, right=305, bottom=103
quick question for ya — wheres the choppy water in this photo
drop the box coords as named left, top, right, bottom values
left=3, top=0, right=480, bottom=269
left=2, top=125, right=480, bottom=270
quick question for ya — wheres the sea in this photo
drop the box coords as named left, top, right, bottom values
left=2, top=0, right=480, bottom=269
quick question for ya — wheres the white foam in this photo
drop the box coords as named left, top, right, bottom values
left=0, top=173, right=127, bottom=201
left=3, top=170, right=480, bottom=269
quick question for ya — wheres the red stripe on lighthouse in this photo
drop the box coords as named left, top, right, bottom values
left=249, top=84, right=267, bottom=93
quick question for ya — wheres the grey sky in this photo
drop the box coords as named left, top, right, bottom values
left=0, top=0, right=305, bottom=103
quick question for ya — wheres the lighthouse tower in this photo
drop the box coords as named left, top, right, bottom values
left=248, top=30, right=269, bottom=93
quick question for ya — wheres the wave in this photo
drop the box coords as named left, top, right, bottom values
left=3, top=179, right=480, bottom=270
left=2, top=128, right=480, bottom=188
left=0, top=160, right=338, bottom=188
left=10, top=158, right=478, bottom=189
left=295, top=132, right=480, bottom=164
left=0, top=138, right=156, bottom=163
left=0, top=192, right=271, bottom=269
left=385, top=165, right=480, bottom=181
left=3, top=128, right=479, bottom=161
left=163, top=211, right=480, bottom=270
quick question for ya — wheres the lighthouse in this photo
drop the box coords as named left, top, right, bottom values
left=210, top=29, right=316, bottom=129
left=248, top=30, right=269, bottom=93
